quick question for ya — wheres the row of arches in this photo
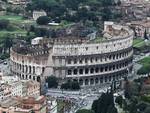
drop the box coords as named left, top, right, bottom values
left=71, top=71, right=127, bottom=86
left=67, top=49, right=132, bottom=65
left=10, top=61, right=45, bottom=75
left=67, top=59, right=132, bottom=76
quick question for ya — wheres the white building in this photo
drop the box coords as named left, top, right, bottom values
left=33, top=10, right=47, bottom=20
left=11, top=81, right=23, bottom=97
left=47, top=98, right=57, bottom=113
left=31, top=37, right=44, bottom=45
left=10, top=22, right=134, bottom=87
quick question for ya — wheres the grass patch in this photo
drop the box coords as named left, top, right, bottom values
left=0, top=15, right=35, bottom=25
left=0, top=15, right=25, bottom=23
left=0, top=30, right=27, bottom=41
left=57, top=100, right=65, bottom=112
left=139, top=57, right=150, bottom=65
left=90, top=37, right=105, bottom=43
left=137, top=57, right=150, bottom=74
left=133, top=38, right=145, bottom=48
left=0, top=30, right=27, bottom=36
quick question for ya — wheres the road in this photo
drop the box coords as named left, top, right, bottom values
left=0, top=59, right=10, bottom=75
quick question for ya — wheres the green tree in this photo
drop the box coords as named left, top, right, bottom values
left=76, top=109, right=94, bottom=113
left=2, top=36, right=12, bottom=53
left=36, top=16, right=50, bottom=25
left=107, top=105, right=118, bottom=113
left=144, top=107, right=150, bottom=113
left=61, top=80, right=80, bottom=90
left=101, top=7, right=112, bottom=21
left=115, top=96, right=123, bottom=107
left=92, top=100, right=98, bottom=113
left=46, top=76, right=58, bottom=88
left=92, top=91, right=115, bottom=113
left=0, top=19, right=10, bottom=30
left=144, top=30, right=148, bottom=40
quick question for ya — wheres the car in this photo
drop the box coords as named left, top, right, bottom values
left=3, top=62, right=7, bottom=65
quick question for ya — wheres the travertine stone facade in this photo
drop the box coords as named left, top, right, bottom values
left=10, top=22, right=134, bottom=87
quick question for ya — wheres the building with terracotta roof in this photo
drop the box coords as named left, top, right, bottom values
left=0, top=96, right=47, bottom=113
left=127, top=19, right=150, bottom=38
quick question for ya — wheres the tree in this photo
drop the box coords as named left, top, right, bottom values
left=115, top=96, right=123, bottom=107
left=107, top=105, right=118, bottom=113
left=46, top=76, right=58, bottom=88
left=144, top=30, right=148, bottom=40
left=92, top=100, right=98, bottom=113
left=26, top=32, right=36, bottom=43
left=76, top=109, right=94, bottom=113
left=34, top=28, right=49, bottom=37
left=2, top=36, right=12, bottom=53
left=101, top=7, right=112, bottom=21
left=71, top=81, right=80, bottom=90
left=92, top=91, right=116, bottom=113
left=144, top=107, right=150, bottom=113
left=63, top=0, right=87, bottom=10
left=36, top=16, right=50, bottom=25
left=61, top=81, right=80, bottom=90
left=0, top=19, right=9, bottom=30
left=116, top=0, right=121, bottom=6
left=137, top=66, right=150, bottom=75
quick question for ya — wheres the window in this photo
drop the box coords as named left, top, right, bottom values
left=113, top=55, right=115, bottom=60
left=85, top=58, right=88, bottom=63
left=79, top=69, right=83, bottom=74
left=79, top=59, right=83, bottom=64
left=95, top=57, right=98, bottom=62
left=90, top=68, right=94, bottom=73
left=74, top=69, right=77, bottom=75
left=85, top=47, right=88, bottom=51
left=95, top=67, right=99, bottom=73
left=74, top=59, right=77, bottom=64
left=105, top=66, right=108, bottom=71
left=100, top=67, right=104, bottom=72
left=68, top=70, right=72, bottom=75
left=85, top=68, right=89, bottom=74
left=109, top=55, right=112, bottom=60
left=90, top=58, right=93, bottom=63
left=68, top=59, right=71, bottom=64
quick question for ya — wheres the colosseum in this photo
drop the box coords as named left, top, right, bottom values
left=10, top=22, right=134, bottom=87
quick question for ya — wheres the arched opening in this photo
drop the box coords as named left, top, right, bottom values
left=95, top=67, right=99, bottom=73
left=73, top=79, right=77, bottom=82
left=100, top=77, right=103, bottom=83
left=33, top=76, right=35, bottom=81
left=33, top=66, right=35, bottom=74
left=29, top=75, right=31, bottom=79
left=42, top=67, right=45, bottom=73
left=105, top=76, right=107, bottom=82
left=73, top=69, right=77, bottom=75
left=109, top=76, right=111, bottom=81
left=95, top=78, right=99, bottom=84
left=90, top=68, right=94, bottom=74
left=22, top=74, right=24, bottom=79
left=37, top=76, right=41, bottom=82
left=67, top=70, right=72, bottom=75
left=29, top=66, right=31, bottom=73
left=85, top=79, right=89, bottom=85
left=85, top=68, right=89, bottom=74
left=22, top=65, right=24, bottom=73
left=25, top=65, right=28, bottom=73
left=90, top=78, right=94, bottom=85
left=79, top=69, right=83, bottom=74
left=79, top=79, right=83, bottom=85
